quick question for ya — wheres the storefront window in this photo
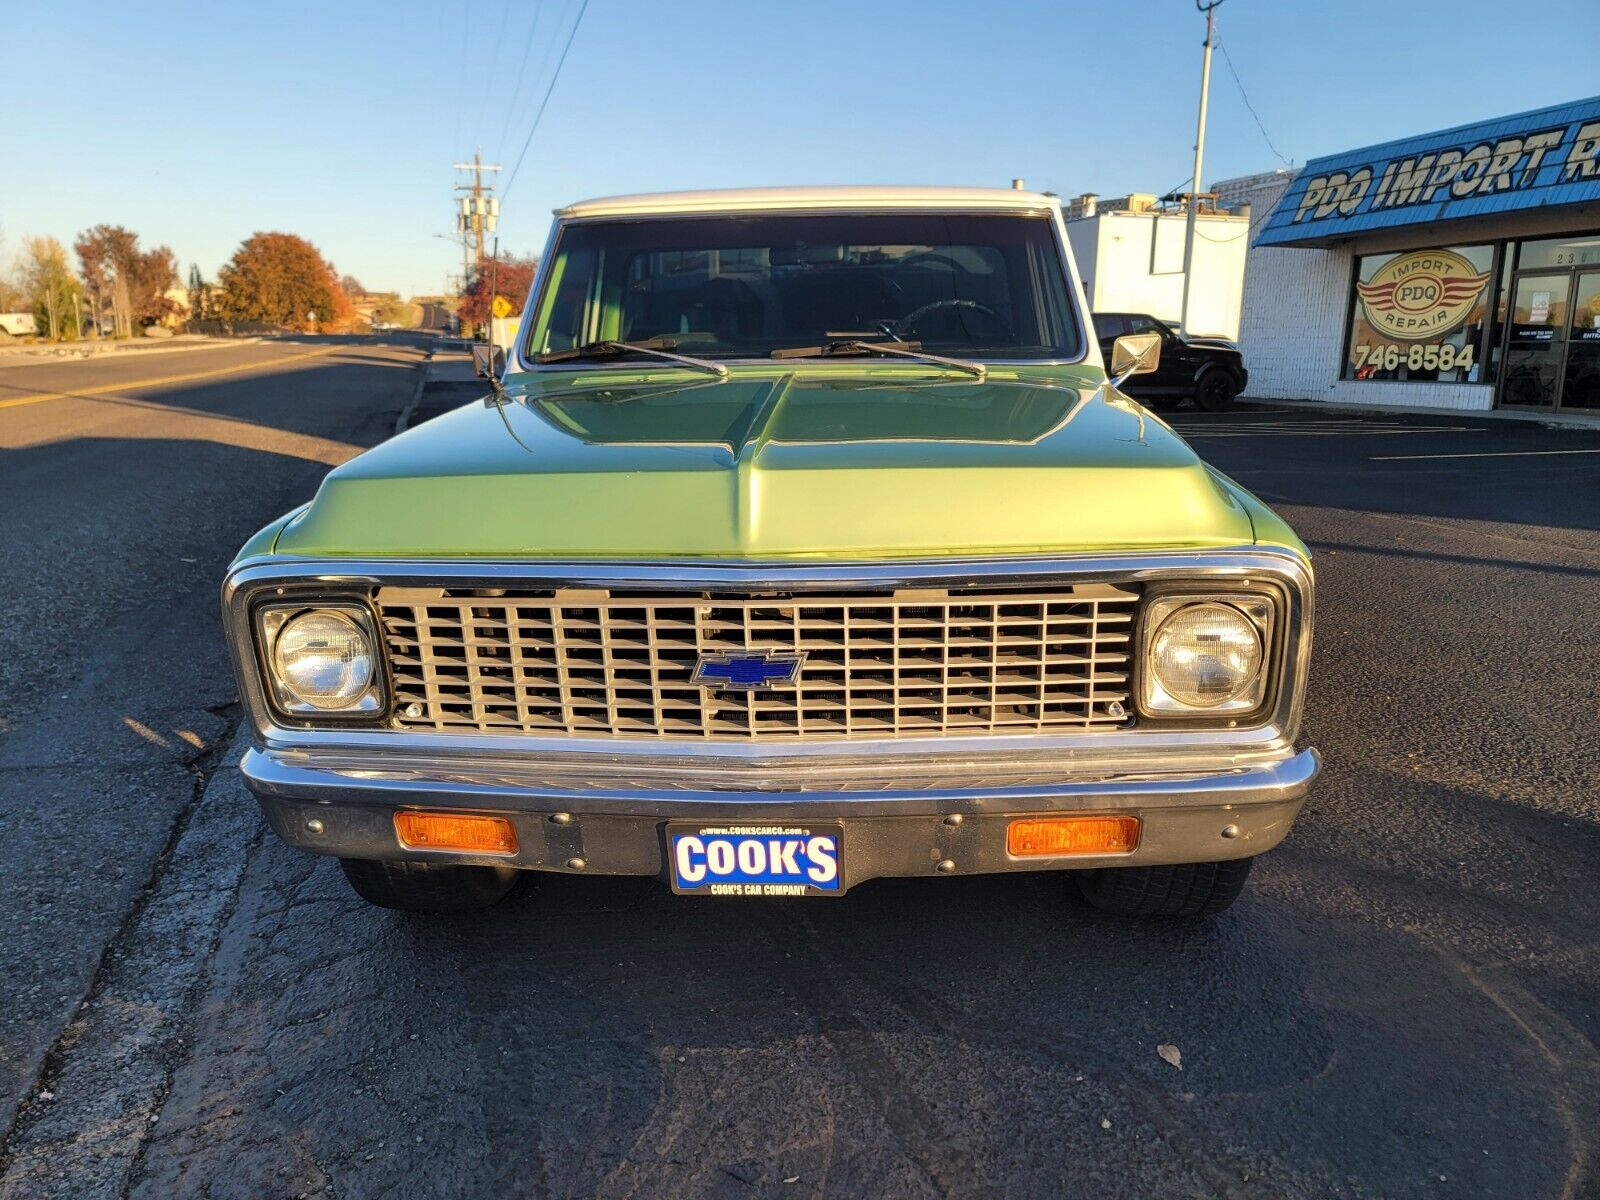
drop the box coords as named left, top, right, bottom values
left=1516, top=234, right=1600, bottom=271
left=1344, top=244, right=1493, bottom=383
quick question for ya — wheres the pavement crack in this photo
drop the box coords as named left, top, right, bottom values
left=0, top=709, right=246, bottom=1193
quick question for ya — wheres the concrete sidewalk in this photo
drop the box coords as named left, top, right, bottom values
left=397, top=349, right=485, bottom=431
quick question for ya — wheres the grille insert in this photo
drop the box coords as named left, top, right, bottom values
left=378, top=583, right=1138, bottom=740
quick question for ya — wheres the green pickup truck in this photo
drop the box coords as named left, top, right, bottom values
left=223, top=186, right=1316, bottom=917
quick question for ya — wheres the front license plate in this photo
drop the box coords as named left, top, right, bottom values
left=667, top=824, right=844, bottom=897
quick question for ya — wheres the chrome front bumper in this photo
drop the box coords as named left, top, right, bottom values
left=226, top=548, right=1316, bottom=888
left=242, top=744, right=1318, bottom=888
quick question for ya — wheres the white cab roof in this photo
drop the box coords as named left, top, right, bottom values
left=557, top=185, right=1062, bottom=219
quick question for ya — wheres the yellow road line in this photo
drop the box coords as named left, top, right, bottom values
left=0, top=345, right=337, bottom=410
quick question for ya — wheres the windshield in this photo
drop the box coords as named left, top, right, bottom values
left=524, top=213, right=1082, bottom=364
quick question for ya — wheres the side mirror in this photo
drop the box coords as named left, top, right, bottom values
left=471, top=343, right=507, bottom=378
left=1109, top=332, right=1161, bottom=382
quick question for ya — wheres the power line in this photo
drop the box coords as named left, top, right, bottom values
left=493, top=0, right=548, bottom=160
left=1215, top=33, right=1294, bottom=169
left=501, top=0, right=590, bottom=203
left=449, top=0, right=469, bottom=166
left=471, top=0, right=514, bottom=148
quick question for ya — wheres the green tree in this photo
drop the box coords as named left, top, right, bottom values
left=187, top=263, right=209, bottom=321
left=0, top=229, right=27, bottom=313
left=216, top=232, right=340, bottom=329
left=21, top=236, right=80, bottom=340
left=375, top=298, right=422, bottom=327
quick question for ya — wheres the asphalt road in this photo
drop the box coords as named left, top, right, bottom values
left=418, top=302, right=455, bottom=334
left=1, top=385, right=1597, bottom=1200
left=0, top=337, right=417, bottom=1175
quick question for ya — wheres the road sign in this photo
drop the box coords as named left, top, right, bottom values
left=491, top=295, right=512, bottom=319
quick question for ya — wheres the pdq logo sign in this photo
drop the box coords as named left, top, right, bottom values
left=1356, top=250, right=1489, bottom=341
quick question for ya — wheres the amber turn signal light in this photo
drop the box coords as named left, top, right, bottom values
left=1007, top=815, right=1141, bottom=857
left=394, top=811, right=518, bottom=855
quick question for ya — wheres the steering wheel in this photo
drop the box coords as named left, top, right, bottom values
left=893, top=252, right=966, bottom=275
left=892, top=298, right=1015, bottom=342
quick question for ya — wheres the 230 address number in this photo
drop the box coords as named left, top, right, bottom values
left=1353, top=342, right=1475, bottom=372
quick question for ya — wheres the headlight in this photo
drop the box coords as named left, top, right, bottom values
left=1141, top=596, right=1272, bottom=715
left=258, top=605, right=384, bottom=715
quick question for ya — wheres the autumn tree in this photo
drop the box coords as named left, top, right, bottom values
left=74, top=225, right=179, bottom=336
left=134, top=245, right=180, bottom=324
left=21, top=236, right=80, bottom=340
left=215, top=232, right=345, bottom=330
left=458, top=252, right=538, bottom=332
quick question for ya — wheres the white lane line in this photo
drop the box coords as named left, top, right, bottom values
left=1172, top=424, right=1486, bottom=437
left=1370, top=448, right=1600, bottom=461
left=1179, top=430, right=1487, bottom=439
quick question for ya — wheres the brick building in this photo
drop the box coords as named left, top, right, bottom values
left=1236, top=96, right=1600, bottom=415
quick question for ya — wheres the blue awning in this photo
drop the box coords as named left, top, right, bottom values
left=1256, top=95, right=1600, bottom=247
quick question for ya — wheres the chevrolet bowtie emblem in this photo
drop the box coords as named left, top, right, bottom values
left=692, top=651, right=805, bottom=690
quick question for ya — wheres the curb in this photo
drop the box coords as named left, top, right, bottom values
left=1237, top=395, right=1600, bottom=431
left=395, top=347, right=436, bottom=435
left=0, top=337, right=263, bottom=371
left=0, top=726, right=258, bottom=1199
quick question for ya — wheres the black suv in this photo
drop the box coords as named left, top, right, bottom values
left=1092, top=312, right=1248, bottom=411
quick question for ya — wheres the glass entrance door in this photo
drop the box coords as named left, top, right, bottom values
left=1563, top=270, right=1600, bottom=410
left=1501, top=273, right=1570, bottom=408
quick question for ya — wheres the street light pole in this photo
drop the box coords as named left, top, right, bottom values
left=1178, top=0, right=1221, bottom=338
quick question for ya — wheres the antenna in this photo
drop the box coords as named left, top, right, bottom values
left=484, top=237, right=507, bottom=399
left=487, top=238, right=499, bottom=356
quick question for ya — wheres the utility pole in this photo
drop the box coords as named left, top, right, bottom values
left=452, top=151, right=502, bottom=267
left=1178, top=0, right=1222, bottom=338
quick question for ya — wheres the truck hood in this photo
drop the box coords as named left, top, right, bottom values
left=273, top=367, right=1256, bottom=558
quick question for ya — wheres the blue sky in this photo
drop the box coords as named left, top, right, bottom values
left=4, top=0, right=1596, bottom=296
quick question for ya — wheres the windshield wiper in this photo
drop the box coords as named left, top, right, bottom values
left=535, top=336, right=728, bottom=378
left=770, top=339, right=985, bottom=380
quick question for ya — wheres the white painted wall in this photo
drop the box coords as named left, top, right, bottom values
left=1237, top=242, right=1493, bottom=410
left=1067, top=211, right=1249, bottom=340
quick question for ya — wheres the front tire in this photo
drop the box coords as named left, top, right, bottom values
left=1075, top=858, right=1254, bottom=917
left=340, top=858, right=520, bottom=912
left=1194, top=370, right=1240, bottom=412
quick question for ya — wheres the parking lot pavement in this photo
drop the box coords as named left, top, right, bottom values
left=2, top=398, right=1597, bottom=1199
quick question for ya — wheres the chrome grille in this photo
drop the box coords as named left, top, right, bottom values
left=378, top=583, right=1139, bottom=740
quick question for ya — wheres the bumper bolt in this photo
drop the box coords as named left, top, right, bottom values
left=305, top=818, right=325, bottom=835
left=1107, top=700, right=1126, bottom=719
left=565, top=856, right=587, bottom=870
left=403, top=702, right=424, bottom=719
left=548, top=812, right=572, bottom=825
left=1221, top=824, right=1240, bottom=839
left=936, top=859, right=957, bottom=874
